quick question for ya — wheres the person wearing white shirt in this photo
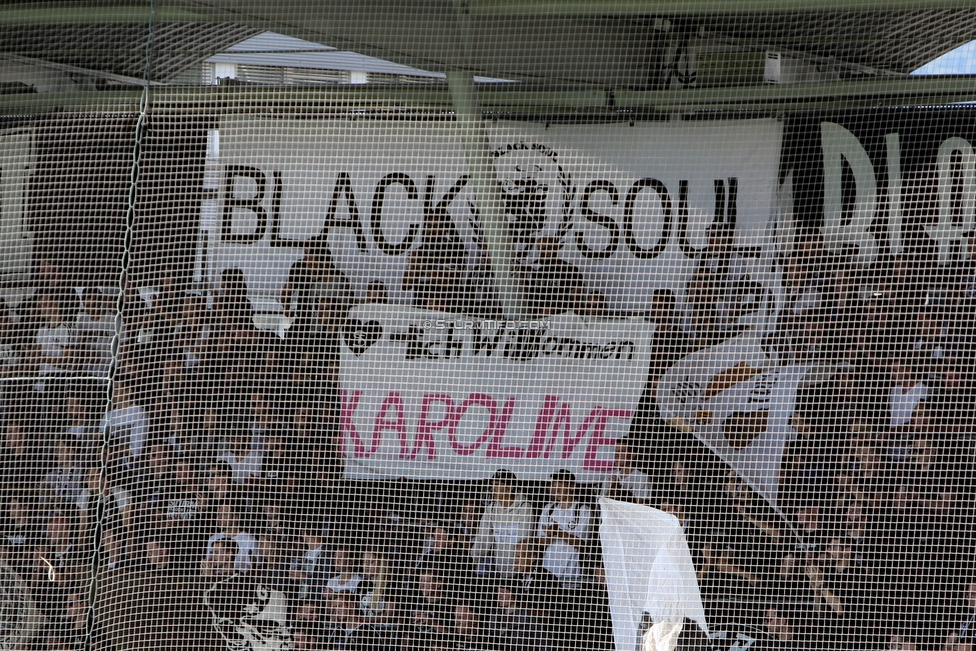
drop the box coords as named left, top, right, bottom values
left=889, top=358, right=927, bottom=430
left=205, top=500, right=258, bottom=574
left=601, top=439, right=654, bottom=504
left=538, top=469, right=592, bottom=588
left=100, top=383, right=148, bottom=466
left=74, top=288, right=119, bottom=380
left=470, top=469, right=535, bottom=578
left=326, top=547, right=364, bottom=595
left=34, top=293, right=73, bottom=391
left=217, top=432, right=263, bottom=484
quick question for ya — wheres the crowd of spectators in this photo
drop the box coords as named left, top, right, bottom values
left=640, top=230, right=976, bottom=651
left=1, top=225, right=975, bottom=651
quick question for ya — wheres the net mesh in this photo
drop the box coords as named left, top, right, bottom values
left=2, top=3, right=976, bottom=651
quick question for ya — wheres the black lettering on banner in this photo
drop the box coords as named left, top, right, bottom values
left=676, top=180, right=700, bottom=258
left=672, top=380, right=702, bottom=404
left=371, top=172, right=420, bottom=255
left=623, top=177, right=671, bottom=259
left=727, top=177, right=738, bottom=226
left=504, top=329, right=543, bottom=360
left=326, top=172, right=368, bottom=252
left=424, top=174, right=470, bottom=222
left=267, top=170, right=290, bottom=247
left=616, top=341, right=635, bottom=360
left=444, top=326, right=463, bottom=358
left=265, top=170, right=369, bottom=250
left=576, top=180, right=621, bottom=259
left=714, top=179, right=727, bottom=224
left=472, top=328, right=502, bottom=356
left=221, top=165, right=268, bottom=244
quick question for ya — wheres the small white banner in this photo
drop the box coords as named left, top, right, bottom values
left=339, top=305, right=654, bottom=482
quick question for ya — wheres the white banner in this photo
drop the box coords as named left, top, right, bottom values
left=599, top=498, right=707, bottom=651
left=214, top=118, right=782, bottom=319
left=339, top=305, right=653, bottom=482
left=655, top=333, right=809, bottom=507
left=0, top=128, right=34, bottom=281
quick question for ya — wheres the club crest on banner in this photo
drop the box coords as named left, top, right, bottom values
left=206, top=578, right=293, bottom=651
left=491, top=141, right=576, bottom=260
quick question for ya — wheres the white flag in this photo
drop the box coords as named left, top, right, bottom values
left=655, top=332, right=809, bottom=507
left=599, top=498, right=707, bottom=651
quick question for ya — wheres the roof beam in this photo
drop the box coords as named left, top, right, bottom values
left=3, top=76, right=976, bottom=116
left=465, top=0, right=976, bottom=15
left=0, top=4, right=210, bottom=25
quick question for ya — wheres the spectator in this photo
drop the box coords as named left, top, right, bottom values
left=34, top=509, right=85, bottom=621
left=204, top=499, right=258, bottom=575
left=419, top=520, right=470, bottom=570
left=452, top=601, right=493, bottom=651
left=687, top=221, right=752, bottom=345
left=359, top=547, right=401, bottom=627
left=291, top=519, right=332, bottom=601
left=488, top=580, right=550, bottom=651
left=629, top=290, right=696, bottom=438
left=62, top=393, right=97, bottom=466
left=520, top=235, right=584, bottom=317
left=0, top=305, right=26, bottom=378
left=201, top=537, right=237, bottom=578
left=99, top=523, right=126, bottom=571
left=216, top=267, right=254, bottom=331
left=888, top=633, right=919, bottom=650
left=646, top=289, right=695, bottom=387
left=100, top=380, right=148, bottom=469
left=327, top=546, right=364, bottom=595
left=697, top=474, right=774, bottom=596
left=33, top=292, right=74, bottom=396
left=1, top=408, right=49, bottom=493
left=946, top=580, right=976, bottom=650
left=217, top=428, right=262, bottom=485
left=74, top=287, right=117, bottom=381
left=326, top=591, right=380, bottom=650
left=177, top=292, right=212, bottom=377
left=92, top=458, right=132, bottom=537
left=537, top=470, right=592, bottom=588
left=889, top=356, right=928, bottom=430
left=764, top=605, right=810, bottom=650
left=64, top=590, right=88, bottom=642
left=281, top=244, right=353, bottom=335
left=140, top=438, right=174, bottom=516
left=1, top=491, right=39, bottom=576
left=403, top=215, right=467, bottom=312
left=601, top=439, right=653, bottom=504
left=816, top=536, right=878, bottom=649
left=463, top=232, right=503, bottom=319
left=408, top=561, right=455, bottom=637
left=42, top=435, right=86, bottom=511
left=471, top=470, right=535, bottom=579
left=162, top=458, right=208, bottom=569
left=508, top=542, right=566, bottom=649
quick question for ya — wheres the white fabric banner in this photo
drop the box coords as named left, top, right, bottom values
left=599, top=498, right=707, bottom=651
left=655, top=333, right=809, bottom=507
left=214, top=118, right=782, bottom=319
left=339, top=305, right=653, bottom=482
left=0, top=127, right=34, bottom=280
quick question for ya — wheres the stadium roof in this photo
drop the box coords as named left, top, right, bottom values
left=170, top=0, right=976, bottom=82
left=205, top=32, right=510, bottom=82
left=3, top=1, right=976, bottom=112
